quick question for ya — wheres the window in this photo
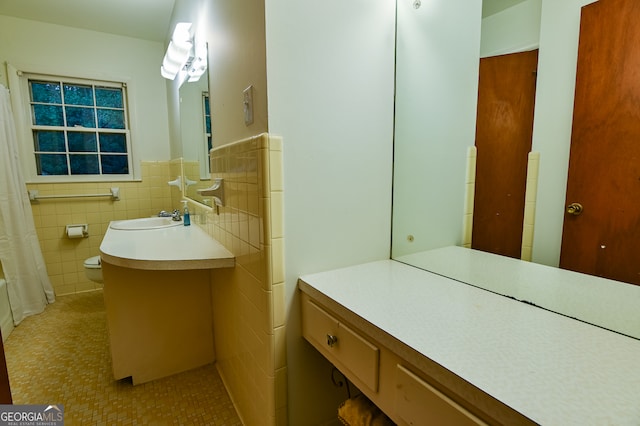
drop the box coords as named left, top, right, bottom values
left=26, top=75, right=132, bottom=178
left=203, top=92, right=212, bottom=172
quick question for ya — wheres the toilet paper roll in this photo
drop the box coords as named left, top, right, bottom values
left=67, top=226, right=85, bottom=239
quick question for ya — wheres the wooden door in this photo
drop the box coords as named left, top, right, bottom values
left=0, top=330, right=12, bottom=404
left=560, top=0, right=640, bottom=285
left=472, top=50, right=538, bottom=259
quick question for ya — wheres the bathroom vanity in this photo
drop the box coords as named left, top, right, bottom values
left=298, top=257, right=640, bottom=425
left=100, top=219, right=234, bottom=385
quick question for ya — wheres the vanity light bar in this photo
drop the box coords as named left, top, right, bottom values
left=161, top=23, right=193, bottom=80
left=187, top=43, right=208, bottom=82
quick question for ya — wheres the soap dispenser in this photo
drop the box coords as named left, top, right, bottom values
left=181, top=200, right=191, bottom=226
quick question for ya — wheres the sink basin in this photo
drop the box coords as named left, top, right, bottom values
left=110, top=217, right=183, bottom=230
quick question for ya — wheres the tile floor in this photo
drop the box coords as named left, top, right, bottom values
left=3, top=290, right=242, bottom=425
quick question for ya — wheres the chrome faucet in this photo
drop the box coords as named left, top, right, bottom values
left=158, top=210, right=182, bottom=221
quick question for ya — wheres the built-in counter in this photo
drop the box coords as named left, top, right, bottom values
left=100, top=221, right=234, bottom=270
left=100, top=221, right=235, bottom=385
left=397, top=246, right=640, bottom=339
left=298, top=259, right=640, bottom=425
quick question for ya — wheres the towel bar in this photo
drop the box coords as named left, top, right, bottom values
left=29, top=187, right=120, bottom=201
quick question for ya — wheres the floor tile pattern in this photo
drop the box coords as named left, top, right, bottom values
left=4, top=290, right=242, bottom=425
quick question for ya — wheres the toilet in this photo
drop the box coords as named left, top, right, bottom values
left=84, top=256, right=103, bottom=283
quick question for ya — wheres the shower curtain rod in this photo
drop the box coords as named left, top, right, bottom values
left=28, top=187, right=120, bottom=201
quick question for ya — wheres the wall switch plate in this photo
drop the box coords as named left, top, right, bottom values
left=243, top=85, right=254, bottom=126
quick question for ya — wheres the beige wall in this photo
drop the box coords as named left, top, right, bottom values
left=166, top=0, right=268, bottom=152
left=205, top=0, right=268, bottom=146
left=186, top=134, right=285, bottom=425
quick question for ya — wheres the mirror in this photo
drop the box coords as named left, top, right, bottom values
left=392, top=0, right=485, bottom=259
left=392, top=0, right=640, bottom=339
left=392, top=1, right=628, bottom=282
left=179, top=65, right=212, bottom=206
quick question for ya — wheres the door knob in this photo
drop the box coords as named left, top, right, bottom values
left=566, top=202, right=583, bottom=215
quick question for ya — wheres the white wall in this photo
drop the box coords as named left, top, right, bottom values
left=391, top=0, right=483, bottom=258
left=0, top=15, right=171, bottom=166
left=480, top=0, right=542, bottom=57
left=530, top=0, right=597, bottom=266
left=265, top=0, right=396, bottom=423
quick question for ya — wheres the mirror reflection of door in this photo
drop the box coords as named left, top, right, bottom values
left=560, top=0, right=640, bottom=285
left=471, top=49, right=538, bottom=259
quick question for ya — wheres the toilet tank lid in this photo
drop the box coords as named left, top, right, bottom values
left=84, top=256, right=101, bottom=268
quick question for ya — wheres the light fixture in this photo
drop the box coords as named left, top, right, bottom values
left=161, top=23, right=194, bottom=81
left=187, top=42, right=208, bottom=82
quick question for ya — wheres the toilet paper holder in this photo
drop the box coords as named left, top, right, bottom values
left=66, top=224, right=89, bottom=239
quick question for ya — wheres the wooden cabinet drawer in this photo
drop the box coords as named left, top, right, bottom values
left=301, top=294, right=379, bottom=392
left=395, top=364, right=486, bottom=426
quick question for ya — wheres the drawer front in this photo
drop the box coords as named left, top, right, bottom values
left=302, top=296, right=339, bottom=350
left=301, top=295, right=380, bottom=392
left=336, top=321, right=379, bottom=391
left=395, top=364, right=486, bottom=426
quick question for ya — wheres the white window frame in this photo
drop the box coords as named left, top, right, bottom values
left=8, top=64, right=139, bottom=183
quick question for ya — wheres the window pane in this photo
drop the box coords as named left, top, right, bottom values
left=32, top=104, right=64, bottom=126
left=97, top=109, right=125, bottom=129
left=96, top=87, right=123, bottom=108
left=30, top=81, right=61, bottom=104
left=27, top=76, right=131, bottom=178
left=69, top=154, right=99, bottom=174
left=36, top=154, right=68, bottom=175
left=68, top=132, right=97, bottom=152
left=99, top=133, right=127, bottom=153
left=101, top=155, right=129, bottom=174
left=33, top=131, right=65, bottom=152
left=63, top=84, right=94, bottom=106
left=66, top=106, right=96, bottom=128
left=204, top=95, right=211, bottom=133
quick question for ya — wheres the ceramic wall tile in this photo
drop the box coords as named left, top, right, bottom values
left=200, top=133, right=286, bottom=426
left=28, top=161, right=173, bottom=295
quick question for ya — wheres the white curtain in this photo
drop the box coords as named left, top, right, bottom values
left=0, top=84, right=55, bottom=325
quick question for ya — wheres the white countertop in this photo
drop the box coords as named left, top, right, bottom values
left=396, top=246, right=640, bottom=339
left=100, top=222, right=234, bottom=270
left=298, top=260, right=640, bottom=425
